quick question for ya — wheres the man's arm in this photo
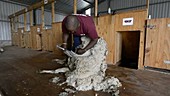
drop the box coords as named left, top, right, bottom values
left=77, top=38, right=98, bottom=54
left=62, top=32, right=69, bottom=49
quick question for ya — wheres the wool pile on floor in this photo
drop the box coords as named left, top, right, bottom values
left=40, top=37, right=122, bottom=96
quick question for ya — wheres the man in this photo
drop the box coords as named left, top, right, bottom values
left=62, top=14, right=98, bottom=54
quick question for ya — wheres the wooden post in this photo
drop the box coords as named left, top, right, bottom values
left=95, top=0, right=98, bottom=25
left=16, top=16, right=19, bottom=30
left=95, top=0, right=98, bottom=17
left=52, top=2, right=55, bottom=23
left=41, top=6, right=45, bottom=29
left=11, top=18, right=14, bottom=32
left=146, top=0, right=150, bottom=18
left=10, top=18, right=14, bottom=45
left=73, top=0, right=77, bottom=14
left=24, top=14, right=26, bottom=32
left=10, top=18, right=12, bottom=30
left=13, top=17, right=16, bottom=32
left=30, top=10, right=33, bottom=26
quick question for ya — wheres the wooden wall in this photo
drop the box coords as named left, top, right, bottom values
left=30, top=25, right=42, bottom=50
left=24, top=31, right=31, bottom=48
left=95, top=15, right=115, bottom=64
left=11, top=32, right=19, bottom=46
left=52, top=22, right=63, bottom=55
left=114, top=10, right=147, bottom=69
left=42, top=29, right=53, bottom=51
left=18, top=28, right=25, bottom=48
left=144, top=18, right=170, bottom=70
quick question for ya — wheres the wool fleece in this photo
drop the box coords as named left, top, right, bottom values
left=65, top=37, right=121, bottom=92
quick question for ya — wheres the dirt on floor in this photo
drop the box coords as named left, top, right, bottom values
left=0, top=46, right=170, bottom=96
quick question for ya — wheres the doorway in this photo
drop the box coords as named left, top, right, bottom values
left=117, top=31, right=140, bottom=69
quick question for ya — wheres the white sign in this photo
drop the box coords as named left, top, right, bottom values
left=44, top=0, right=48, bottom=4
left=168, top=24, right=170, bottom=27
left=21, top=29, right=24, bottom=33
left=123, top=17, right=134, bottom=26
left=164, top=60, right=170, bottom=64
left=37, top=28, right=40, bottom=32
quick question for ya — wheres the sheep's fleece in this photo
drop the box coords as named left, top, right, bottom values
left=41, top=37, right=122, bottom=95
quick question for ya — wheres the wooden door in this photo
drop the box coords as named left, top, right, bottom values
left=144, top=18, right=170, bottom=70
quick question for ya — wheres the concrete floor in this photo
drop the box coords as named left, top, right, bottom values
left=0, top=46, right=170, bottom=96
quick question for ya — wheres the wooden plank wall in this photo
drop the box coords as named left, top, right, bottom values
left=42, top=29, right=53, bottom=51
left=11, top=32, right=19, bottom=46
left=30, top=25, right=42, bottom=50
left=18, top=28, right=25, bottom=48
left=114, top=10, right=147, bottom=69
left=42, top=29, right=48, bottom=51
left=95, top=15, right=115, bottom=64
left=25, top=31, right=30, bottom=48
left=144, top=18, right=170, bottom=70
left=52, top=22, right=63, bottom=55
left=114, top=10, right=147, bottom=31
left=47, top=29, right=53, bottom=51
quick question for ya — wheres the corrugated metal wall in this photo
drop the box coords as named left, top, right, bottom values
left=92, top=0, right=170, bottom=18
left=0, top=1, right=25, bottom=40
left=0, top=1, right=66, bottom=40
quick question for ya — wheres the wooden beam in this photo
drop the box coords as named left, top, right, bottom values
left=41, top=6, right=45, bottom=29
left=13, top=18, right=16, bottom=32
left=146, top=0, right=150, bottom=18
left=8, top=0, right=55, bottom=19
left=30, top=10, right=33, bottom=26
left=52, top=2, right=55, bottom=23
left=11, top=18, right=15, bottom=32
left=24, top=13, right=27, bottom=31
left=74, top=0, right=77, bottom=14
left=10, top=18, right=14, bottom=33
left=95, top=0, right=98, bottom=17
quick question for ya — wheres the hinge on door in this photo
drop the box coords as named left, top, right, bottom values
left=145, top=25, right=156, bottom=29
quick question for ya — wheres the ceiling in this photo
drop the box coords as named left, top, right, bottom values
left=7, top=0, right=105, bottom=14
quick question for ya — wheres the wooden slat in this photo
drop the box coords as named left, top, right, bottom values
left=9, top=0, right=55, bottom=18
left=51, top=2, right=55, bottom=23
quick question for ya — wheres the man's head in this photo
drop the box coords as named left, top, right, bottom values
left=65, top=15, right=79, bottom=33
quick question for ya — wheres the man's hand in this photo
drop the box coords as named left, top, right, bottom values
left=76, top=48, right=86, bottom=55
left=61, top=43, right=67, bottom=49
